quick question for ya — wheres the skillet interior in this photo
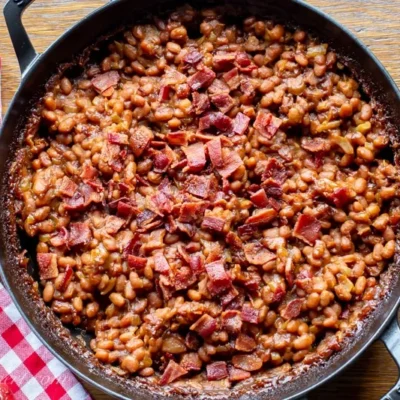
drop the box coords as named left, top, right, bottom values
left=1, top=0, right=400, bottom=399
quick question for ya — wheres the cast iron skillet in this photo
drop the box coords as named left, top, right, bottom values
left=1, top=0, right=400, bottom=399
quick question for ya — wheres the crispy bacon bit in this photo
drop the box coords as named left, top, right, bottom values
left=226, top=231, right=243, bottom=249
left=235, top=333, right=257, bottom=352
left=272, top=285, right=286, bottom=303
left=235, top=52, right=251, bottom=67
left=222, top=67, right=240, bottom=89
left=59, top=176, right=77, bottom=197
left=91, top=71, right=120, bottom=94
left=189, top=254, right=204, bottom=275
left=107, top=133, right=128, bottom=145
left=137, top=209, right=157, bottom=228
left=246, top=208, right=277, bottom=225
left=250, top=189, right=269, bottom=208
left=199, top=112, right=233, bottom=133
left=241, top=304, right=259, bottom=324
left=190, top=314, right=217, bottom=338
left=201, top=216, right=225, bottom=232
left=213, top=52, right=236, bottom=69
left=160, top=360, right=187, bottom=385
left=220, top=286, right=239, bottom=307
left=104, top=216, right=125, bottom=234
left=127, top=255, right=147, bottom=270
left=216, top=151, right=243, bottom=178
left=192, top=92, right=210, bottom=115
left=262, top=178, right=283, bottom=198
left=206, top=138, right=223, bottom=168
left=180, top=353, right=202, bottom=371
left=187, top=66, right=216, bottom=90
left=186, top=175, right=214, bottom=199
left=159, top=85, right=170, bottom=102
left=80, top=164, right=97, bottom=180
left=301, top=137, right=331, bottom=153
left=221, top=310, right=242, bottom=334
left=129, top=125, right=154, bottom=157
left=81, top=183, right=102, bottom=207
left=166, top=131, right=188, bottom=146
left=59, top=265, right=73, bottom=292
left=205, top=261, right=232, bottom=295
left=206, top=361, right=228, bottom=381
left=154, top=253, right=170, bottom=274
left=69, top=222, right=92, bottom=247
left=208, top=79, right=230, bottom=95
left=237, top=223, right=258, bottom=238
left=254, top=111, right=282, bottom=139
left=64, top=192, right=85, bottom=211
left=243, top=242, right=276, bottom=265
left=232, top=354, right=262, bottom=372
left=285, top=257, right=295, bottom=287
left=263, top=158, right=288, bottom=184
left=174, top=266, right=197, bottom=290
left=117, top=201, right=135, bottom=219
left=293, top=214, right=321, bottom=245
left=37, top=253, right=58, bottom=280
left=211, top=94, right=234, bottom=114
left=232, top=112, right=250, bottom=135
left=183, top=143, right=206, bottom=172
left=328, top=187, right=351, bottom=209
left=183, top=50, right=203, bottom=64
left=240, top=79, right=255, bottom=97
left=153, top=152, right=171, bottom=173
left=228, top=367, right=251, bottom=382
left=179, top=202, right=207, bottom=223
left=281, top=299, right=303, bottom=320
left=50, top=227, right=69, bottom=247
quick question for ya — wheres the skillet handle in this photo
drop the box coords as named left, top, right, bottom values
left=380, top=313, right=400, bottom=400
left=3, top=0, right=38, bottom=76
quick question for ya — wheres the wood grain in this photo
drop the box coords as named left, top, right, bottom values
left=0, top=0, right=399, bottom=398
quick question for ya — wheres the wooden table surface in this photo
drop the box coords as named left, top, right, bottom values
left=1, top=0, right=399, bottom=398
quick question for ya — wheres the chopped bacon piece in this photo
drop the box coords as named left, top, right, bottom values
left=80, top=164, right=98, bottom=180
left=232, top=354, right=262, bottom=372
left=205, top=261, right=232, bottom=295
left=281, top=299, right=303, bottom=320
left=232, top=112, right=250, bottom=135
left=59, top=265, right=73, bottom=292
left=237, top=223, right=258, bottom=238
left=69, top=222, right=92, bottom=247
left=250, top=189, right=269, bottom=208
left=254, top=111, right=282, bottom=139
left=176, top=222, right=196, bottom=238
left=235, top=52, right=252, bottom=67
left=107, top=133, right=128, bottom=145
left=221, top=310, right=242, bottom=334
left=162, top=66, right=187, bottom=86
left=187, top=66, right=216, bottom=90
left=240, top=79, right=255, bottom=97
left=189, top=254, right=204, bottom=275
left=206, top=138, right=223, bottom=168
left=174, top=266, right=197, bottom=290
left=158, top=85, right=170, bottom=102
left=117, top=201, right=135, bottom=219
left=228, top=367, right=251, bottom=382
left=91, top=71, right=120, bottom=94
left=137, top=209, right=157, bottom=228
left=206, top=361, right=228, bottom=381
left=64, top=192, right=85, bottom=211
left=293, top=214, right=321, bottom=245
left=104, top=216, right=125, bottom=234
left=179, top=202, right=207, bottom=223
left=327, top=187, right=351, bottom=209
left=241, top=304, right=259, bottom=324
left=183, top=143, right=206, bottom=172
left=262, top=158, right=288, bottom=184
left=262, top=178, right=283, bottom=198
left=166, top=131, right=188, bottom=146
left=59, top=176, right=77, bottom=197
left=301, top=137, right=331, bottom=153
left=285, top=257, right=295, bottom=287
left=154, top=253, right=170, bottom=274
left=129, top=125, right=154, bottom=157
left=243, top=242, right=277, bottom=265
left=160, top=360, right=187, bottom=385
left=207, top=79, right=230, bottom=95
left=183, top=50, right=203, bottom=64
left=213, top=52, right=236, bottom=69
left=201, top=216, right=225, bottom=232
left=190, top=314, right=217, bottom=338
left=153, top=152, right=172, bottom=173
left=186, top=175, right=214, bottom=199
left=216, top=151, right=243, bottom=178
left=185, top=332, right=201, bottom=351
left=127, top=255, right=147, bottom=270
left=50, top=227, right=69, bottom=247
left=180, top=353, right=202, bottom=372
left=81, top=183, right=102, bottom=206
left=220, top=286, right=239, bottom=307
left=272, top=285, right=286, bottom=303
left=192, top=92, right=210, bottom=115
left=226, top=231, right=243, bottom=249
left=246, top=208, right=277, bottom=225
left=235, top=333, right=257, bottom=352
left=211, top=94, right=234, bottom=114
left=199, top=112, right=233, bottom=133
left=222, top=67, right=240, bottom=89
left=37, top=253, right=58, bottom=280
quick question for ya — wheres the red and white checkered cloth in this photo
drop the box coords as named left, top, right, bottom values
left=0, top=282, right=92, bottom=399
